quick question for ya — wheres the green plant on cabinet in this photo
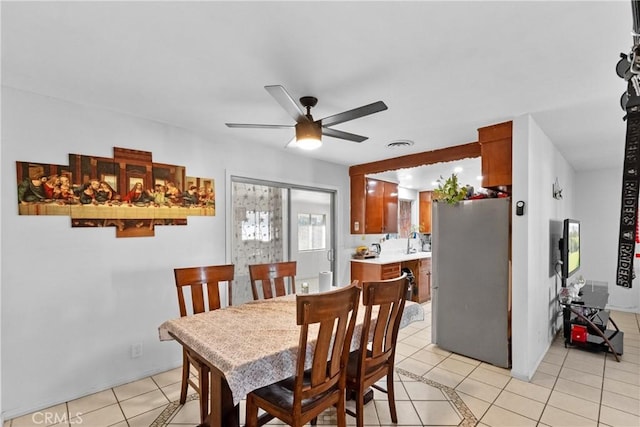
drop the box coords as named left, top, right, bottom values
left=433, top=173, right=467, bottom=204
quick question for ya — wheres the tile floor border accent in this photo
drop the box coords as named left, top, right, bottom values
left=395, top=367, right=478, bottom=427
left=150, top=368, right=478, bottom=427
left=150, top=393, right=198, bottom=427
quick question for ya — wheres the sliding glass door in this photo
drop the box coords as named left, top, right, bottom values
left=290, top=189, right=334, bottom=293
left=230, top=177, right=335, bottom=304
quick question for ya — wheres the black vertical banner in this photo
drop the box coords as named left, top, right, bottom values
left=616, top=106, right=640, bottom=288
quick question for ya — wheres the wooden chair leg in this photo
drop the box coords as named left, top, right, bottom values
left=179, top=351, right=189, bottom=404
left=245, top=394, right=258, bottom=427
left=198, top=365, right=209, bottom=425
left=336, top=393, right=347, bottom=427
left=386, top=370, right=397, bottom=423
left=355, top=387, right=365, bottom=427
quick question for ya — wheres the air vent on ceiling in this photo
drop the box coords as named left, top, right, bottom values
left=386, top=139, right=414, bottom=149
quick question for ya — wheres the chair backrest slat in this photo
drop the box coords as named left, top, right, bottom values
left=174, top=264, right=235, bottom=316
left=372, top=303, right=392, bottom=354
left=248, top=261, right=296, bottom=300
left=359, top=274, right=408, bottom=373
left=192, top=283, right=206, bottom=314
left=295, top=283, right=360, bottom=404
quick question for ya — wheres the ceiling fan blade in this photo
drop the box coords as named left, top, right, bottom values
left=320, top=101, right=388, bottom=127
left=225, top=123, right=294, bottom=129
left=265, top=85, right=307, bottom=123
left=321, top=127, right=368, bottom=143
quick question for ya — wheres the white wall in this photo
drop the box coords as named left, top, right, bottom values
left=575, top=167, right=640, bottom=312
left=511, top=115, right=576, bottom=381
left=0, top=87, right=352, bottom=418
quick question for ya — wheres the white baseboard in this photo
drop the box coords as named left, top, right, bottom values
left=3, top=360, right=182, bottom=421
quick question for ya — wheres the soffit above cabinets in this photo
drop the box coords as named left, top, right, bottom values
left=368, top=157, right=482, bottom=192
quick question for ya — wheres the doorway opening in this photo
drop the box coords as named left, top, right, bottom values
left=230, top=176, right=336, bottom=304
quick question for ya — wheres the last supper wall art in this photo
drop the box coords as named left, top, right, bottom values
left=16, top=147, right=215, bottom=238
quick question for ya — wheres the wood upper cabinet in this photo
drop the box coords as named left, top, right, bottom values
left=350, top=175, right=398, bottom=234
left=419, top=191, right=432, bottom=234
left=364, top=178, right=385, bottom=233
left=379, top=180, right=399, bottom=234
left=478, top=121, right=512, bottom=192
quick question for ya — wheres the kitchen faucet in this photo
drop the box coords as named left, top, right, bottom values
left=406, top=233, right=416, bottom=254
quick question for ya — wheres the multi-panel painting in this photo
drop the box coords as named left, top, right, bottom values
left=16, top=147, right=214, bottom=238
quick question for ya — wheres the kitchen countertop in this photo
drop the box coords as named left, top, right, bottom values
left=351, top=251, right=431, bottom=264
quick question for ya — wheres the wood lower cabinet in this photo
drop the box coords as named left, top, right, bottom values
left=402, top=259, right=419, bottom=301
left=417, top=258, right=431, bottom=303
left=350, top=257, right=431, bottom=303
left=351, top=261, right=401, bottom=284
left=401, top=259, right=430, bottom=303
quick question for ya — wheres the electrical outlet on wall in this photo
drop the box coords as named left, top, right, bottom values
left=131, top=342, right=143, bottom=359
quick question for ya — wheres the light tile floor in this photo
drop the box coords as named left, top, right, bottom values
left=5, top=303, right=639, bottom=426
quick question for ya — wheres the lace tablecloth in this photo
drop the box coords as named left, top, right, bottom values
left=158, top=295, right=424, bottom=405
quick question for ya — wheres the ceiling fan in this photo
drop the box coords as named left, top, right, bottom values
left=225, top=85, right=388, bottom=150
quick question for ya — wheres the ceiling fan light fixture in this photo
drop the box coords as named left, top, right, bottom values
left=227, top=86, right=387, bottom=148
left=296, top=138, right=322, bottom=150
left=295, top=121, right=322, bottom=150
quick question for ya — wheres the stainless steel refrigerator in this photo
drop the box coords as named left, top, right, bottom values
left=431, top=197, right=510, bottom=368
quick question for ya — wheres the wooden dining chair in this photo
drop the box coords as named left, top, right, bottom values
left=248, top=261, right=297, bottom=300
left=245, top=283, right=361, bottom=427
left=173, top=264, right=234, bottom=425
left=345, top=273, right=408, bottom=427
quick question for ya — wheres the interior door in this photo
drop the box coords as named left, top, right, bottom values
left=290, top=189, right=334, bottom=293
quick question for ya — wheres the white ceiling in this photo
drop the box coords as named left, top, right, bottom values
left=1, top=1, right=631, bottom=185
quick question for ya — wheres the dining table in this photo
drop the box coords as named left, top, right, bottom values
left=158, top=291, right=425, bottom=427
